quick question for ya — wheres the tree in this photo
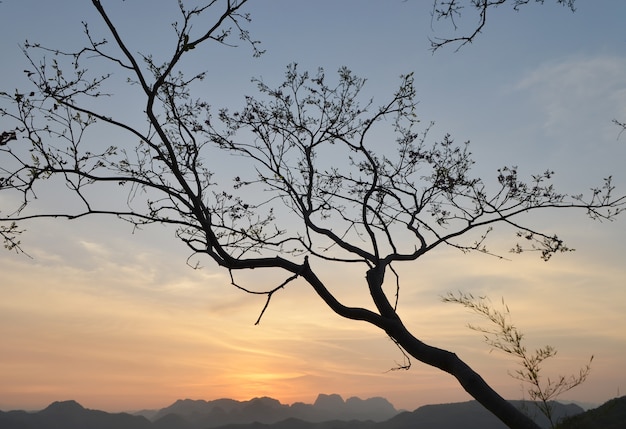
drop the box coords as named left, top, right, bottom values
left=614, top=119, right=626, bottom=139
left=443, top=292, right=593, bottom=428
left=0, top=1, right=623, bottom=429
left=429, top=0, right=576, bottom=51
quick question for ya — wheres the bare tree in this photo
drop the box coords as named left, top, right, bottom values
left=430, top=0, right=576, bottom=51
left=0, top=1, right=622, bottom=429
left=614, top=119, right=626, bottom=139
left=443, top=292, right=593, bottom=428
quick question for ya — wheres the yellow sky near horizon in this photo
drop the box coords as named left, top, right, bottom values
left=1, top=213, right=624, bottom=412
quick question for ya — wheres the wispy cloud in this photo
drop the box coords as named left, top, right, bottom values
left=515, top=54, right=626, bottom=141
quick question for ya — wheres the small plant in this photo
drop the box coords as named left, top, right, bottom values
left=443, top=292, right=593, bottom=428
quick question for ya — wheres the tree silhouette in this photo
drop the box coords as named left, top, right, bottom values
left=0, top=1, right=622, bottom=429
left=430, top=0, right=577, bottom=51
left=443, top=292, right=593, bottom=428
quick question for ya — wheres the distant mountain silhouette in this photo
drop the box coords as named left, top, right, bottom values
left=383, top=400, right=582, bottom=429
left=149, top=394, right=397, bottom=427
left=147, top=397, right=582, bottom=429
left=0, top=400, right=152, bottom=429
left=212, top=417, right=376, bottom=429
left=152, top=411, right=195, bottom=429
left=0, top=395, right=594, bottom=429
left=556, top=395, right=626, bottom=429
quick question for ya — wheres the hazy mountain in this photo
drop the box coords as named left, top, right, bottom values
left=149, top=394, right=397, bottom=427
left=0, top=400, right=152, bottom=429
left=383, top=400, right=583, bottom=429
left=316, top=394, right=397, bottom=421
left=152, top=411, right=195, bottom=429
left=158, top=399, right=584, bottom=429
left=211, top=418, right=377, bottom=429
left=556, top=395, right=626, bottom=429
left=0, top=395, right=603, bottom=429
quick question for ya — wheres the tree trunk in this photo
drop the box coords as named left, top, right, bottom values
left=386, top=319, right=541, bottom=429
left=300, top=261, right=540, bottom=429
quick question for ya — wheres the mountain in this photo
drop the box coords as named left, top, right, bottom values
left=0, top=395, right=392, bottom=429
left=149, top=398, right=583, bottom=429
left=0, top=400, right=152, bottom=429
left=318, top=394, right=397, bottom=421
left=556, top=395, right=626, bottom=429
left=210, top=418, right=377, bottom=429
left=0, top=396, right=592, bottom=429
left=383, top=400, right=583, bottom=429
left=149, top=394, right=397, bottom=427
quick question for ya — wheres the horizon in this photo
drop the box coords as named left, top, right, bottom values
left=1, top=0, right=626, bottom=416
left=1, top=392, right=605, bottom=414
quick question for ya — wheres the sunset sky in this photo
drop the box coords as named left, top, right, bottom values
left=1, top=0, right=626, bottom=413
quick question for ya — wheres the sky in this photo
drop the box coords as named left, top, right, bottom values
left=1, top=0, right=626, bottom=414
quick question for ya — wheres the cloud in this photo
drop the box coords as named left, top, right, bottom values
left=514, top=54, right=626, bottom=141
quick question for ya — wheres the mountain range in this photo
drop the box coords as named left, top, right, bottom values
left=143, top=394, right=397, bottom=425
left=1, top=394, right=624, bottom=429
